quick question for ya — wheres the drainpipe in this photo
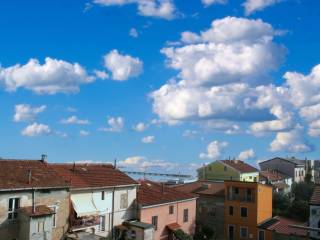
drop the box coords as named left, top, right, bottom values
left=111, top=186, right=115, bottom=240
left=32, top=188, right=35, bottom=214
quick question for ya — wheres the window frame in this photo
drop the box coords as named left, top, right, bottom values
left=240, top=226, right=248, bottom=238
left=169, top=205, right=174, bottom=215
left=152, top=216, right=158, bottom=230
left=120, top=193, right=128, bottom=209
left=240, top=207, right=248, bottom=218
left=8, top=198, right=20, bottom=220
left=183, top=209, right=189, bottom=222
left=229, top=206, right=234, bottom=216
left=101, top=191, right=105, bottom=200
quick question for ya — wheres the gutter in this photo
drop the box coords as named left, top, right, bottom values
left=140, top=197, right=198, bottom=209
left=70, top=184, right=140, bottom=192
left=0, top=185, right=70, bottom=192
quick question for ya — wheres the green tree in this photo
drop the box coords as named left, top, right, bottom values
left=194, top=224, right=216, bottom=240
left=173, top=229, right=193, bottom=240
left=289, top=200, right=309, bottom=221
left=291, top=182, right=315, bottom=201
left=273, top=192, right=291, bottom=217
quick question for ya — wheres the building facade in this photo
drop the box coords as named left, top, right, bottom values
left=172, top=180, right=225, bottom=240
left=259, top=169, right=293, bottom=194
left=137, top=180, right=197, bottom=240
left=198, top=160, right=259, bottom=182
left=309, top=185, right=320, bottom=239
left=259, top=157, right=313, bottom=183
left=224, top=181, right=272, bottom=240
left=51, top=163, right=139, bottom=239
left=0, top=159, right=70, bottom=240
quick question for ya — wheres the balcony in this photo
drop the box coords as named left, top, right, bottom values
left=70, top=215, right=100, bottom=230
left=227, top=194, right=255, bottom=203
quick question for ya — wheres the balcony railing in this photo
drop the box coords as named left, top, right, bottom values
left=227, top=195, right=255, bottom=202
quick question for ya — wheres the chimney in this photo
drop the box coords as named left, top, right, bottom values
left=40, top=154, right=47, bottom=163
left=114, top=159, right=117, bottom=169
left=73, top=162, right=76, bottom=173
left=28, top=170, right=32, bottom=184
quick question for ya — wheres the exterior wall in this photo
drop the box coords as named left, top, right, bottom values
left=71, top=185, right=137, bottom=239
left=310, top=205, right=320, bottom=239
left=260, top=158, right=306, bottom=183
left=198, top=161, right=240, bottom=181
left=29, top=215, right=53, bottom=240
left=197, top=195, right=224, bottom=240
left=0, top=189, right=69, bottom=240
left=139, top=199, right=196, bottom=240
left=240, top=172, right=259, bottom=182
left=224, top=181, right=272, bottom=240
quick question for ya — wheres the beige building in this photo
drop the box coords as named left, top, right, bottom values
left=0, top=158, right=70, bottom=240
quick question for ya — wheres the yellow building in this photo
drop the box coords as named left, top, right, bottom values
left=198, top=160, right=259, bottom=182
left=224, top=181, right=272, bottom=240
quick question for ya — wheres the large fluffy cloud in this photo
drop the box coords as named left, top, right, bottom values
left=243, top=0, right=282, bottom=16
left=0, top=57, right=94, bottom=94
left=93, top=0, right=176, bottom=19
left=151, top=17, right=285, bottom=124
left=21, top=123, right=51, bottom=137
left=104, top=50, right=143, bottom=81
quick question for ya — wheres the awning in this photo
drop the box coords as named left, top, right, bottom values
left=71, top=193, right=98, bottom=217
left=167, top=223, right=181, bottom=231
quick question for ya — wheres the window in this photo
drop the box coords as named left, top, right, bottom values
left=240, top=227, right=248, bottom=238
left=258, top=230, right=265, bottom=240
left=246, top=188, right=252, bottom=201
left=152, top=216, right=158, bottom=230
left=38, top=221, right=45, bottom=232
left=50, top=206, right=57, bottom=227
left=241, top=207, right=248, bottom=218
left=235, top=188, right=239, bottom=195
left=229, top=206, right=234, bottom=216
left=120, top=193, right=128, bottom=209
left=99, top=215, right=106, bottom=231
left=228, top=225, right=235, bottom=240
left=169, top=205, right=174, bottom=214
left=183, top=209, right=189, bottom=222
left=101, top=191, right=105, bottom=200
left=8, top=198, right=20, bottom=220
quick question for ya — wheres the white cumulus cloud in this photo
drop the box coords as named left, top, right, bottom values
left=21, top=123, right=51, bottom=137
left=202, top=0, right=227, bottom=7
left=94, top=0, right=176, bottom=20
left=243, top=0, right=282, bottom=16
left=103, top=49, right=143, bottom=81
left=80, top=130, right=90, bottom=136
left=61, top=116, right=90, bottom=125
left=199, top=141, right=228, bottom=160
left=14, top=104, right=46, bottom=122
left=133, top=122, right=148, bottom=132
left=238, top=149, right=255, bottom=161
left=141, top=135, right=155, bottom=143
left=129, top=28, right=139, bottom=38
left=100, top=116, right=125, bottom=132
left=0, top=57, right=94, bottom=94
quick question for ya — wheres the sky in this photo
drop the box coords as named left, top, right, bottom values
left=0, top=0, right=319, bottom=176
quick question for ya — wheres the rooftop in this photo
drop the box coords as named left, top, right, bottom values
left=310, top=185, right=320, bottom=205
left=220, top=160, right=259, bottom=173
left=20, top=205, right=54, bottom=217
left=260, top=169, right=290, bottom=182
left=50, top=163, right=137, bottom=190
left=171, top=180, right=224, bottom=197
left=260, top=157, right=307, bottom=166
left=0, top=159, right=69, bottom=191
left=137, top=179, right=197, bottom=207
left=259, top=216, right=307, bottom=237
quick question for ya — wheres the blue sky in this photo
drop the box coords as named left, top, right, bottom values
left=0, top=0, right=319, bottom=175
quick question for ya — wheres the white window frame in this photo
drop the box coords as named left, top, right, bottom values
left=120, top=193, right=128, bottom=209
left=49, top=205, right=57, bottom=228
left=99, top=215, right=106, bottom=231
left=8, top=198, right=20, bottom=220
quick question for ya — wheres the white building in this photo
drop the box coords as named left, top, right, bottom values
left=51, top=163, right=139, bottom=239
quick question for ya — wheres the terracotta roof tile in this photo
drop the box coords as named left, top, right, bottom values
left=137, top=180, right=197, bottom=207
left=310, top=185, right=320, bottom=205
left=20, top=205, right=54, bottom=217
left=259, top=216, right=307, bottom=237
left=171, top=181, right=225, bottom=197
left=50, top=163, right=137, bottom=189
left=221, top=160, right=259, bottom=173
left=0, top=160, right=69, bottom=190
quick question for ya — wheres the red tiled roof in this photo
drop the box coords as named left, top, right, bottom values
left=171, top=181, right=225, bottom=197
left=20, top=205, right=54, bottom=217
left=260, top=169, right=290, bottom=182
left=50, top=163, right=137, bottom=189
left=260, top=216, right=307, bottom=237
left=221, top=160, right=259, bottom=173
left=0, top=160, right=69, bottom=190
left=310, top=185, right=320, bottom=205
left=137, top=180, right=197, bottom=207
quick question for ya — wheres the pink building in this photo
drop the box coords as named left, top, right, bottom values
left=137, top=180, right=197, bottom=240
